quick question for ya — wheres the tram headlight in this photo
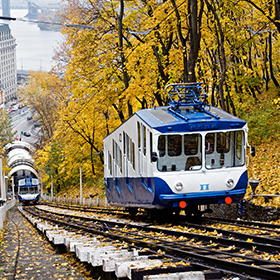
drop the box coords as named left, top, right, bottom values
left=226, top=178, right=235, bottom=188
left=175, top=182, right=183, bottom=191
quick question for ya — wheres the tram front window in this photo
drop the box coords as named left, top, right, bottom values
left=157, top=134, right=202, bottom=171
left=205, top=130, right=245, bottom=169
left=29, top=187, right=37, bottom=194
left=19, top=187, right=38, bottom=194
left=19, top=187, right=28, bottom=194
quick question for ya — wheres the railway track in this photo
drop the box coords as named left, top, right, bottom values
left=21, top=204, right=280, bottom=280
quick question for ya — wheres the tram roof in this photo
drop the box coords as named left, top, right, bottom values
left=136, top=105, right=247, bottom=133
left=8, top=165, right=38, bottom=178
left=8, top=152, right=34, bottom=167
left=5, top=140, right=35, bottom=153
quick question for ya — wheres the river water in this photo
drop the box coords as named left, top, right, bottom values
left=0, top=9, right=64, bottom=72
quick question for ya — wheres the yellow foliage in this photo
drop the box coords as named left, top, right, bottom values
left=245, top=141, right=280, bottom=208
left=18, top=0, right=280, bottom=201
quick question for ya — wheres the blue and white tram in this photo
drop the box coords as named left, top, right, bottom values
left=18, top=175, right=40, bottom=204
left=104, top=83, right=254, bottom=216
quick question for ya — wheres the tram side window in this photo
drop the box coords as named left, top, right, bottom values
left=235, top=130, right=245, bottom=165
left=150, top=132, right=153, bottom=162
left=113, top=141, right=115, bottom=160
left=108, top=152, right=112, bottom=175
left=129, top=138, right=135, bottom=170
left=113, top=140, right=117, bottom=161
left=123, top=131, right=126, bottom=155
left=137, top=122, right=141, bottom=149
left=123, top=132, right=135, bottom=170
left=132, top=142, right=135, bottom=169
left=120, top=150, right=123, bottom=173
left=113, top=140, right=123, bottom=173
left=143, top=125, right=146, bottom=156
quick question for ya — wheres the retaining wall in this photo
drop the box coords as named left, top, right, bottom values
left=206, top=200, right=280, bottom=222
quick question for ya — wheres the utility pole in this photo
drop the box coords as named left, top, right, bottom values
left=79, top=167, right=82, bottom=205
left=11, top=176, right=15, bottom=200
left=51, top=175, right=53, bottom=201
left=0, top=156, right=6, bottom=201
left=0, top=155, right=3, bottom=200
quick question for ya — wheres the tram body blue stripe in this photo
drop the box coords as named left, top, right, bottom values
left=105, top=171, right=247, bottom=207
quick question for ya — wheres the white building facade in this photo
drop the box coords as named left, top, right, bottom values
left=0, top=23, right=17, bottom=107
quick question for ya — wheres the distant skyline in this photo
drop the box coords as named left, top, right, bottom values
left=10, top=0, right=62, bottom=6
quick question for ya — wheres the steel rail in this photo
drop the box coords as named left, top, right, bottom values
left=24, top=206, right=280, bottom=280
left=176, top=220, right=280, bottom=247
left=202, top=216, right=280, bottom=231
left=34, top=204, right=280, bottom=254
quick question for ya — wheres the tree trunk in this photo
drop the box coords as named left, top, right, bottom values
left=118, top=0, right=132, bottom=116
left=188, top=0, right=203, bottom=82
left=170, top=0, right=188, bottom=82
left=204, top=0, right=226, bottom=110
left=268, top=30, right=280, bottom=87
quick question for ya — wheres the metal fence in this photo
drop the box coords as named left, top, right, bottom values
left=0, top=199, right=16, bottom=230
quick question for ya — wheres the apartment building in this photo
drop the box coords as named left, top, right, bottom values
left=0, top=23, right=17, bottom=108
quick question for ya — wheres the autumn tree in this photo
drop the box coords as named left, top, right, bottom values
left=0, top=110, right=15, bottom=151
left=19, top=71, right=65, bottom=142
left=30, top=0, right=280, bottom=194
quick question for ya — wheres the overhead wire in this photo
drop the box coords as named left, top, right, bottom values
left=0, top=15, right=95, bottom=29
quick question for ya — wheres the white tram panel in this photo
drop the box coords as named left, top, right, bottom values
left=104, top=115, right=154, bottom=181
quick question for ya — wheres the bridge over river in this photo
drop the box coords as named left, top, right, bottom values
left=1, top=0, right=60, bottom=17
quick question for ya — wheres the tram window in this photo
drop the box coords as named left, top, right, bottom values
left=120, top=149, right=123, bottom=173
left=143, top=126, right=146, bottom=156
left=236, top=130, right=244, bottom=160
left=123, top=132, right=126, bottom=155
left=29, top=187, right=36, bottom=194
left=205, top=130, right=245, bottom=169
left=184, top=134, right=200, bottom=155
left=132, top=142, right=135, bottom=170
left=205, top=133, right=215, bottom=154
left=137, top=122, right=141, bottom=149
left=128, top=138, right=132, bottom=162
left=113, top=140, right=118, bottom=162
left=123, top=132, right=125, bottom=154
left=150, top=132, right=153, bottom=162
left=113, top=140, right=122, bottom=172
left=19, top=187, right=28, bottom=194
left=158, top=135, right=166, bottom=157
left=217, top=132, right=230, bottom=153
left=108, top=152, right=112, bottom=175
left=113, top=140, right=115, bottom=160
left=168, top=135, right=182, bottom=156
